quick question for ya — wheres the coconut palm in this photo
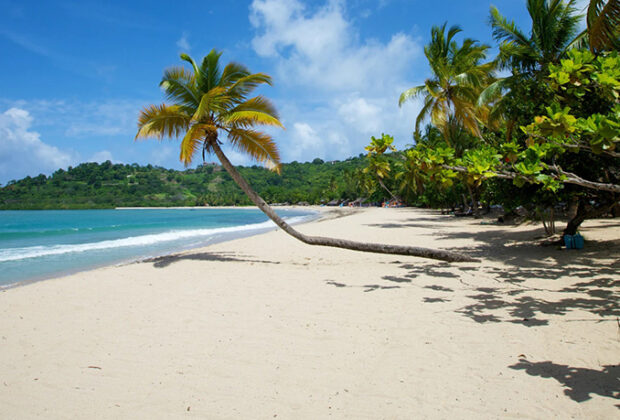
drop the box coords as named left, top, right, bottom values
left=364, top=133, right=397, bottom=155
left=363, top=134, right=401, bottom=202
left=136, top=50, right=472, bottom=262
left=363, top=156, right=400, bottom=202
left=399, top=23, right=494, bottom=142
left=480, top=0, right=584, bottom=138
left=490, top=0, right=582, bottom=73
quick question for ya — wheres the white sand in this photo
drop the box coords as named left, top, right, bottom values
left=1, top=207, right=618, bottom=419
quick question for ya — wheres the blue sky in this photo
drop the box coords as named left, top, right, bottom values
left=0, top=0, right=587, bottom=184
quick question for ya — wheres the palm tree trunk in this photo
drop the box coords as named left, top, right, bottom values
left=210, top=142, right=475, bottom=262
left=377, top=178, right=401, bottom=203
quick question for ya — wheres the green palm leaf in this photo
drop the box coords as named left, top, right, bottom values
left=199, top=49, right=223, bottom=92
left=192, top=87, right=230, bottom=122
left=135, top=104, right=190, bottom=140
left=398, top=85, right=426, bottom=106
left=227, top=128, right=281, bottom=172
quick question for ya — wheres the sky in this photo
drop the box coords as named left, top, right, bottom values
left=0, top=0, right=589, bottom=184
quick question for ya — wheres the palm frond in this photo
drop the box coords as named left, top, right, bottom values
left=399, top=85, right=426, bottom=106
left=551, top=0, right=582, bottom=59
left=199, top=49, right=223, bottom=92
left=180, top=53, right=201, bottom=78
left=226, top=73, right=273, bottom=101
left=478, top=78, right=508, bottom=105
left=192, top=87, right=230, bottom=122
left=222, top=111, right=283, bottom=129
left=227, top=128, right=281, bottom=172
left=226, top=96, right=281, bottom=120
left=220, top=62, right=251, bottom=86
left=588, top=0, right=620, bottom=52
left=490, top=6, right=532, bottom=47
left=179, top=123, right=210, bottom=166
left=565, top=28, right=590, bottom=52
left=135, top=104, right=190, bottom=140
left=160, top=66, right=199, bottom=107
left=415, top=96, right=435, bottom=136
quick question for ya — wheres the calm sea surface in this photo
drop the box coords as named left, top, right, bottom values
left=0, top=208, right=316, bottom=288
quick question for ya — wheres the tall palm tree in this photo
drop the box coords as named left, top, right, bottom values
left=399, top=23, right=494, bottom=142
left=490, top=0, right=582, bottom=73
left=480, top=0, right=583, bottom=138
left=136, top=50, right=472, bottom=262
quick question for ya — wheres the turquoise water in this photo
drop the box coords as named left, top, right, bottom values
left=0, top=208, right=315, bottom=288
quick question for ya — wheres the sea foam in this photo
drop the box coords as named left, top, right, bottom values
left=0, top=215, right=309, bottom=263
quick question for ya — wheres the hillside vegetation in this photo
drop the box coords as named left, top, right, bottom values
left=0, top=157, right=369, bottom=209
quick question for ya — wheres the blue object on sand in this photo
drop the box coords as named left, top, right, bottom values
left=564, top=234, right=584, bottom=250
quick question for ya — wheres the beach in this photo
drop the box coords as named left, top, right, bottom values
left=0, top=207, right=618, bottom=419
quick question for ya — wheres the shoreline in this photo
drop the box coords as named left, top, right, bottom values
left=0, top=206, right=337, bottom=290
left=1, top=208, right=617, bottom=418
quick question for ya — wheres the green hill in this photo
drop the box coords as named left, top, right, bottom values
left=0, top=157, right=368, bottom=209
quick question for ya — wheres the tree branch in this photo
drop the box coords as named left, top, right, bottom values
left=442, top=164, right=620, bottom=193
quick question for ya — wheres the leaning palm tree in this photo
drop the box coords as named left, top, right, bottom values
left=399, top=23, right=494, bottom=142
left=136, top=50, right=473, bottom=262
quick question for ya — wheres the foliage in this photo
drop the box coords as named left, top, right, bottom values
left=0, top=158, right=369, bottom=210
left=136, top=50, right=283, bottom=170
left=395, top=47, right=618, bottom=227
left=399, top=23, right=494, bottom=140
left=582, top=0, right=620, bottom=52
left=490, top=0, right=582, bottom=73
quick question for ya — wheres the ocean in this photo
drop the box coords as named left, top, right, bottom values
left=0, top=208, right=316, bottom=288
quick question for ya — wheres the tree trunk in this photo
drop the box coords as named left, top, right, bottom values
left=465, top=183, right=480, bottom=218
left=210, top=142, right=475, bottom=263
left=377, top=178, right=401, bottom=203
left=563, top=198, right=616, bottom=236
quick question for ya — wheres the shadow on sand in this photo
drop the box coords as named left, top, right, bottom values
left=432, top=225, right=620, bottom=327
left=331, top=220, right=620, bottom=328
left=146, top=251, right=281, bottom=268
left=509, top=359, right=620, bottom=404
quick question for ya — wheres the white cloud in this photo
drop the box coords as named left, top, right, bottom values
left=250, top=0, right=420, bottom=93
left=150, top=145, right=175, bottom=166
left=176, top=32, right=190, bottom=51
left=0, top=108, right=76, bottom=183
left=249, top=0, right=424, bottom=162
left=1, top=98, right=144, bottom=139
left=337, top=97, right=382, bottom=134
left=288, top=122, right=322, bottom=160
left=89, top=150, right=116, bottom=163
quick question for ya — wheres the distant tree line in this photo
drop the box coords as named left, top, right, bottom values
left=0, top=157, right=378, bottom=209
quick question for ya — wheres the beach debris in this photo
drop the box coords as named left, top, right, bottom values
left=87, top=366, right=102, bottom=370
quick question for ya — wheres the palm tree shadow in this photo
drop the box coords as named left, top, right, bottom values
left=509, top=358, right=620, bottom=404
left=146, top=252, right=281, bottom=268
